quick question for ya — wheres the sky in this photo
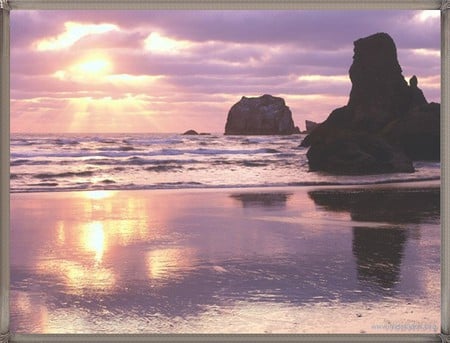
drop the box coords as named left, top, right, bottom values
left=10, top=10, right=440, bottom=133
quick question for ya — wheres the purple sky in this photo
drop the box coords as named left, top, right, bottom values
left=11, top=10, right=440, bottom=133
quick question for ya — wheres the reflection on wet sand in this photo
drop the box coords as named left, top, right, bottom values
left=36, top=259, right=116, bottom=295
left=352, top=227, right=407, bottom=289
left=230, top=192, right=292, bottom=208
left=10, top=186, right=440, bottom=333
left=308, top=186, right=440, bottom=290
left=82, top=221, right=106, bottom=263
left=308, top=187, right=439, bottom=223
left=146, top=247, right=197, bottom=281
left=12, top=190, right=173, bottom=297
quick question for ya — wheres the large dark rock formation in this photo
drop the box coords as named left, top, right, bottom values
left=225, top=94, right=300, bottom=135
left=306, top=130, right=414, bottom=175
left=301, top=32, right=440, bottom=175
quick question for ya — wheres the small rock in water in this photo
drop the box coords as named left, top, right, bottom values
left=183, top=129, right=199, bottom=135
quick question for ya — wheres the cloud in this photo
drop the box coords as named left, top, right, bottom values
left=143, top=32, right=192, bottom=55
left=415, top=10, right=440, bottom=22
left=297, top=75, right=348, bottom=84
left=10, top=10, right=440, bottom=133
left=34, top=21, right=119, bottom=51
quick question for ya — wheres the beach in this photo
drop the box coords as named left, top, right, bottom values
left=10, top=181, right=440, bottom=334
left=8, top=8, right=442, bottom=336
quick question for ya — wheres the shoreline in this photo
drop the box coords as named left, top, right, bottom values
left=10, top=178, right=441, bottom=195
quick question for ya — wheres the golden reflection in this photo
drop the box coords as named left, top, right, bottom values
left=108, top=219, right=150, bottom=246
left=37, top=259, right=116, bottom=295
left=13, top=291, right=50, bottom=333
left=56, top=221, right=66, bottom=246
left=78, top=190, right=153, bottom=246
left=84, top=190, right=117, bottom=200
left=33, top=191, right=175, bottom=293
left=146, top=248, right=195, bottom=280
left=14, top=291, right=32, bottom=313
left=82, top=221, right=106, bottom=263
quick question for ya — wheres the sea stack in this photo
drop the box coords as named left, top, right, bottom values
left=225, top=94, right=300, bottom=135
left=301, top=32, right=439, bottom=175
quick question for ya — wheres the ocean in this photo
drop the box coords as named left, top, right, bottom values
left=10, top=133, right=441, bottom=333
left=10, top=133, right=441, bottom=193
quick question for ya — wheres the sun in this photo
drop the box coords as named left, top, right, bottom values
left=53, top=54, right=113, bottom=81
left=75, top=56, right=112, bottom=75
left=77, top=59, right=111, bottom=74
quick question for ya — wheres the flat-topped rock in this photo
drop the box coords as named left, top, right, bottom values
left=225, top=94, right=300, bottom=135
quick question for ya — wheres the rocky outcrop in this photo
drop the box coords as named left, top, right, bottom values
left=382, top=102, right=440, bottom=160
left=409, top=75, right=428, bottom=108
left=306, top=130, right=414, bottom=175
left=305, top=120, right=319, bottom=133
left=225, top=94, right=300, bottom=135
left=301, top=32, right=439, bottom=175
left=183, top=129, right=199, bottom=135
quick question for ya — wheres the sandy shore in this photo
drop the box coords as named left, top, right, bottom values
left=10, top=181, right=440, bottom=333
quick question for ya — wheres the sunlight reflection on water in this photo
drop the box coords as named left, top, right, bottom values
left=10, top=185, right=440, bottom=333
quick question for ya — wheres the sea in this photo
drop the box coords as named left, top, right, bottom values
left=10, top=132, right=441, bottom=333
left=10, top=133, right=441, bottom=193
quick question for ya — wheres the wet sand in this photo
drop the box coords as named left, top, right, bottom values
left=10, top=182, right=440, bottom=333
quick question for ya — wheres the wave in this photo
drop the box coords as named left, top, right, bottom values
left=157, top=148, right=281, bottom=155
left=11, top=176, right=440, bottom=194
left=11, top=159, right=54, bottom=166
left=53, top=139, right=80, bottom=145
left=123, top=157, right=202, bottom=166
left=11, top=147, right=283, bottom=160
left=10, top=133, right=440, bottom=194
left=145, top=165, right=183, bottom=172
left=29, top=182, right=59, bottom=187
left=33, top=171, right=95, bottom=179
left=97, top=146, right=136, bottom=152
left=239, top=160, right=270, bottom=167
left=288, top=176, right=441, bottom=187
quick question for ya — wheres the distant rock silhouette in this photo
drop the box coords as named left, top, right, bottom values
left=301, top=32, right=439, bottom=175
left=183, top=129, right=199, bottom=135
left=225, top=94, right=300, bottom=135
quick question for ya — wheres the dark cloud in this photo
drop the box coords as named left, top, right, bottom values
left=12, top=10, right=440, bottom=49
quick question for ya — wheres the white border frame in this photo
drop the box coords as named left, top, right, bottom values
left=0, top=1, right=448, bottom=342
